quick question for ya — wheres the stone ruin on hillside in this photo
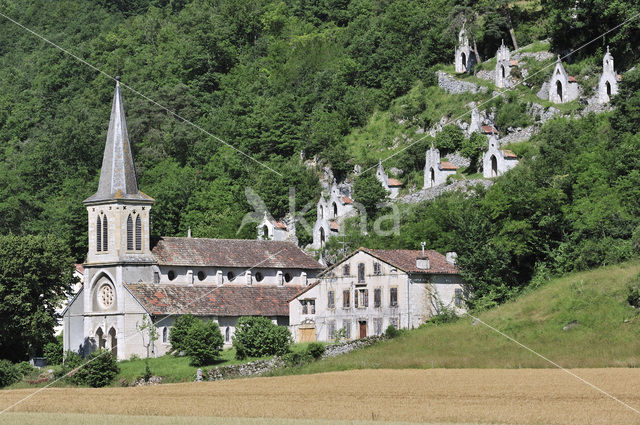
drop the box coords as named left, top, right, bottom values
left=597, top=46, right=620, bottom=104
left=482, top=135, right=519, bottom=178
left=495, top=40, right=512, bottom=88
left=454, top=23, right=476, bottom=73
left=424, top=145, right=458, bottom=188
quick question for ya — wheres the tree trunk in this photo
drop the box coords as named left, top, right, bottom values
left=503, top=3, right=519, bottom=50
left=472, top=36, right=481, bottom=68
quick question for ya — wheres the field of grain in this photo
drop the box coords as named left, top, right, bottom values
left=2, top=369, right=640, bottom=425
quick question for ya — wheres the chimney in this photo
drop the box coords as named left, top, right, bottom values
left=416, top=256, right=430, bottom=270
left=446, top=252, right=458, bottom=265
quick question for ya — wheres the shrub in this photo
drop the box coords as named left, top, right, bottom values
left=233, top=316, right=292, bottom=360
left=627, top=279, right=640, bottom=308
left=385, top=325, right=400, bottom=339
left=434, top=125, right=464, bottom=153
left=427, top=307, right=459, bottom=325
left=305, top=342, right=325, bottom=360
left=67, top=349, right=119, bottom=388
left=0, top=360, right=20, bottom=387
left=169, top=314, right=198, bottom=355
left=282, top=351, right=313, bottom=368
left=183, top=320, right=224, bottom=366
left=16, top=361, right=34, bottom=377
left=43, top=335, right=63, bottom=365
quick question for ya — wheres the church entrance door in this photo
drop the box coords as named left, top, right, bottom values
left=108, top=328, right=117, bottom=357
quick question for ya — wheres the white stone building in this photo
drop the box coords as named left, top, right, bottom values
left=63, top=81, right=324, bottom=360
left=548, top=56, right=579, bottom=104
left=482, top=135, right=519, bottom=178
left=289, top=248, right=465, bottom=343
left=454, top=24, right=475, bottom=73
left=598, top=47, right=620, bottom=104
left=424, top=146, right=457, bottom=188
left=311, top=182, right=356, bottom=249
left=495, top=40, right=511, bottom=88
left=257, top=212, right=297, bottom=244
left=375, top=160, right=403, bottom=198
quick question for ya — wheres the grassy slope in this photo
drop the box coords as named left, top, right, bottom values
left=282, top=261, right=640, bottom=374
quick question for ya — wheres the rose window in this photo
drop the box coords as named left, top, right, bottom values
left=100, top=285, right=114, bottom=308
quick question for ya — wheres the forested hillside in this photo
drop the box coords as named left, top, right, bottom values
left=1, top=0, right=640, bottom=307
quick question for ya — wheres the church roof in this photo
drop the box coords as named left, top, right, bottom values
left=125, top=283, right=301, bottom=316
left=84, top=80, right=153, bottom=205
left=502, top=149, right=518, bottom=159
left=151, top=237, right=324, bottom=269
left=439, top=161, right=457, bottom=171
left=387, top=178, right=403, bottom=187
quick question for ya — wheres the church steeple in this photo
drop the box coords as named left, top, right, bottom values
left=84, top=78, right=153, bottom=205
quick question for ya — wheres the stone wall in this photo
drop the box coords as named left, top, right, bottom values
left=437, top=71, right=488, bottom=95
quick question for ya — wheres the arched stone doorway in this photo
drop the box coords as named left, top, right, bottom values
left=491, top=155, right=498, bottom=177
left=556, top=81, right=563, bottom=102
left=606, top=81, right=612, bottom=100
left=320, top=227, right=325, bottom=246
left=501, top=65, right=505, bottom=78
left=461, top=53, right=467, bottom=72
left=262, top=224, right=269, bottom=239
left=108, top=327, right=117, bottom=357
left=332, top=202, right=338, bottom=218
left=430, top=168, right=435, bottom=187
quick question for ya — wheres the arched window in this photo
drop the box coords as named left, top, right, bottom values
left=358, top=263, right=365, bottom=283
left=255, top=272, right=264, bottom=282
left=96, top=327, right=105, bottom=349
left=262, top=225, right=269, bottom=239
left=162, top=327, right=168, bottom=343
left=102, top=215, right=108, bottom=251
left=225, top=327, right=230, bottom=342
left=127, top=214, right=134, bottom=250
left=332, top=202, right=338, bottom=218
left=96, top=216, right=102, bottom=252
left=135, top=215, right=142, bottom=250
left=320, top=227, right=325, bottom=245
left=501, top=65, right=505, bottom=78
left=606, top=81, right=612, bottom=98
left=108, top=327, right=117, bottom=357
left=319, top=205, right=324, bottom=219
left=430, top=168, right=435, bottom=187
left=461, top=52, right=467, bottom=71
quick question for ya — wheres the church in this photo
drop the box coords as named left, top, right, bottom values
left=62, top=80, right=324, bottom=360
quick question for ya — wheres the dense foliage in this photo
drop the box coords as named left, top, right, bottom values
left=0, top=234, right=75, bottom=361
left=65, top=349, right=120, bottom=387
left=169, top=314, right=224, bottom=365
left=0, top=359, right=21, bottom=388
left=233, top=316, right=292, bottom=359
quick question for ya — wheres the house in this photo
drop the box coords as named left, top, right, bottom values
left=376, top=160, right=403, bottom=198
left=289, top=247, right=465, bottom=343
left=62, top=80, right=324, bottom=360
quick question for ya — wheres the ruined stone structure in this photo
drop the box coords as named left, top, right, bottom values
left=311, top=181, right=356, bottom=250
left=482, top=135, right=519, bottom=178
left=547, top=56, right=579, bottom=104
left=454, top=24, right=475, bottom=73
left=375, top=160, right=403, bottom=198
left=289, top=248, right=465, bottom=342
left=63, top=81, right=323, bottom=360
left=424, top=146, right=457, bottom=188
left=495, top=40, right=511, bottom=88
left=257, top=212, right=297, bottom=244
left=597, top=47, right=619, bottom=104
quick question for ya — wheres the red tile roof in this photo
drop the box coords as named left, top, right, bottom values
left=126, top=283, right=301, bottom=316
left=568, top=76, right=577, bottom=83
left=361, top=248, right=459, bottom=275
left=387, top=178, right=403, bottom=187
left=329, top=221, right=339, bottom=231
left=151, top=237, right=323, bottom=270
left=509, top=59, right=519, bottom=66
left=341, top=196, right=354, bottom=204
left=440, top=161, right=457, bottom=170
left=75, top=264, right=85, bottom=275
left=274, top=221, right=287, bottom=230
left=502, top=149, right=518, bottom=158
left=481, top=125, right=498, bottom=135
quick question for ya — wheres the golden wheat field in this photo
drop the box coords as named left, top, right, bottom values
left=2, top=369, right=640, bottom=425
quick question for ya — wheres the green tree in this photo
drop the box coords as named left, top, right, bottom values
left=169, top=314, right=198, bottom=355
left=233, top=316, right=291, bottom=359
left=353, top=172, right=387, bottom=217
left=0, top=234, right=75, bottom=361
left=182, top=320, right=224, bottom=366
left=435, top=125, right=464, bottom=153
left=460, top=133, right=487, bottom=172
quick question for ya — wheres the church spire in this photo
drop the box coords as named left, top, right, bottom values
left=85, top=78, right=153, bottom=205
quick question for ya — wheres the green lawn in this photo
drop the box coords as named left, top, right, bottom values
left=272, top=261, right=640, bottom=375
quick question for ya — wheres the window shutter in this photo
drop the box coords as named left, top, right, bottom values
left=96, top=216, right=102, bottom=252
left=135, top=215, right=142, bottom=250
left=127, top=215, right=133, bottom=250
left=102, top=216, right=108, bottom=251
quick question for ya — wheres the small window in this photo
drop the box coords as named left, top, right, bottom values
left=227, top=271, right=235, bottom=281
left=102, top=215, right=108, bottom=251
left=168, top=270, right=176, bottom=281
left=358, top=263, right=365, bottom=283
left=127, top=214, right=134, bottom=250
left=327, top=321, right=336, bottom=341
left=255, top=272, right=264, bottom=282
left=197, top=271, right=206, bottom=281
left=153, top=271, right=160, bottom=284
left=343, top=320, right=351, bottom=339
left=96, top=215, right=102, bottom=252
left=373, top=262, right=381, bottom=275
left=374, top=288, right=381, bottom=308
left=343, top=264, right=350, bottom=276
left=390, top=287, right=398, bottom=307
left=328, top=290, right=335, bottom=309
left=225, top=327, right=230, bottom=342
left=135, top=215, right=142, bottom=250
left=162, top=327, right=168, bottom=343
left=454, top=288, right=463, bottom=307
left=301, top=299, right=315, bottom=315
left=342, top=290, right=350, bottom=308
left=284, top=272, right=292, bottom=283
